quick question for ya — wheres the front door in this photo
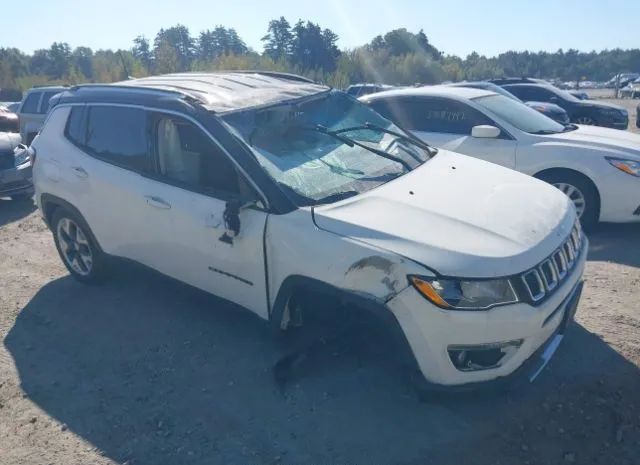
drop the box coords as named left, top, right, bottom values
left=139, top=112, right=269, bottom=318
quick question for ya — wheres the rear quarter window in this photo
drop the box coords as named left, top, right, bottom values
left=64, top=106, right=86, bottom=146
left=21, top=93, right=41, bottom=113
left=83, top=106, right=151, bottom=172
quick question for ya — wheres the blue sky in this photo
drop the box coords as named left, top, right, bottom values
left=2, top=0, right=638, bottom=56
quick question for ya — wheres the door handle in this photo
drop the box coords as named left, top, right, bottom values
left=145, top=195, right=171, bottom=209
left=71, top=166, right=88, bottom=178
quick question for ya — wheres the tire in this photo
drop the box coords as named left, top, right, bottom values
left=539, top=172, right=599, bottom=231
left=51, top=208, right=107, bottom=283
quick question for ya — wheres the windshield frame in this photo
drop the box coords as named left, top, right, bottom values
left=221, top=89, right=433, bottom=206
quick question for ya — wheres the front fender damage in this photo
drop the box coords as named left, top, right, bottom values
left=343, top=255, right=407, bottom=302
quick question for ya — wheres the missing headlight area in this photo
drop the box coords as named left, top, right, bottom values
left=447, top=340, right=523, bottom=372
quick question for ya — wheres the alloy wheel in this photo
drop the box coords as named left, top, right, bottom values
left=576, top=116, right=595, bottom=125
left=553, top=182, right=586, bottom=218
left=56, top=217, right=93, bottom=276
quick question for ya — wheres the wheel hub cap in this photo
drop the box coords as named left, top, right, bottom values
left=553, top=183, right=586, bottom=218
left=57, top=218, right=93, bottom=276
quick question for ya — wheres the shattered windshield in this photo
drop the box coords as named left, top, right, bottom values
left=222, top=90, right=431, bottom=205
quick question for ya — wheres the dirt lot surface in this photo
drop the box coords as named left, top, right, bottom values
left=1, top=197, right=640, bottom=462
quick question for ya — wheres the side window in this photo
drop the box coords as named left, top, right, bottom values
left=153, top=114, right=240, bottom=196
left=21, top=93, right=41, bottom=114
left=39, top=91, right=59, bottom=114
left=371, top=97, right=492, bottom=135
left=64, top=106, right=86, bottom=146
left=85, top=106, right=151, bottom=172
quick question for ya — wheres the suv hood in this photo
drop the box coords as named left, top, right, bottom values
left=543, top=125, right=640, bottom=159
left=313, top=151, right=575, bottom=278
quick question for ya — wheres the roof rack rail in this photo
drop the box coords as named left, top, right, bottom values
left=221, top=70, right=315, bottom=84
left=68, top=83, right=205, bottom=104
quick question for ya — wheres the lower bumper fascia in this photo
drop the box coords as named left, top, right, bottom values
left=416, top=280, right=584, bottom=394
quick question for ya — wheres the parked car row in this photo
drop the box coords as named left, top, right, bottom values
left=361, top=85, right=640, bottom=228
left=5, top=71, right=639, bottom=392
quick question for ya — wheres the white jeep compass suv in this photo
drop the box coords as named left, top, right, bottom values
left=32, top=72, right=586, bottom=388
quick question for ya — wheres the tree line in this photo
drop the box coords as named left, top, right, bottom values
left=2, top=18, right=640, bottom=94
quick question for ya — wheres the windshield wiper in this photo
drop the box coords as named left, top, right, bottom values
left=313, top=125, right=413, bottom=172
left=333, top=122, right=438, bottom=157
left=530, top=129, right=561, bottom=135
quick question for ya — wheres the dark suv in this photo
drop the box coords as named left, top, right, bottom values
left=500, top=83, right=628, bottom=130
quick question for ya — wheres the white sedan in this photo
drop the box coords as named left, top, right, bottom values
left=361, top=86, right=640, bottom=228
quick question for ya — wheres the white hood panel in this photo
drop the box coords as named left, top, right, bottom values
left=313, top=151, right=575, bottom=278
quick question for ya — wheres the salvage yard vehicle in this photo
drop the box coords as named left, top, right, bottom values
left=32, top=72, right=586, bottom=388
left=362, top=86, right=640, bottom=228
left=18, top=86, right=67, bottom=145
left=499, top=82, right=628, bottom=130
left=0, top=132, right=33, bottom=199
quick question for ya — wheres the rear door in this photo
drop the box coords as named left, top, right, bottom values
left=370, top=96, right=517, bottom=168
left=138, top=111, right=269, bottom=318
left=62, top=104, right=157, bottom=262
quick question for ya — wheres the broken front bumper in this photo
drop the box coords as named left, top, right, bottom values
left=386, top=240, right=587, bottom=388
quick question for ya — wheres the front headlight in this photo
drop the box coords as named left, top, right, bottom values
left=606, top=157, right=640, bottom=177
left=408, top=275, right=519, bottom=310
left=14, top=149, right=30, bottom=167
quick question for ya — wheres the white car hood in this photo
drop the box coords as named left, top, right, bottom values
left=313, top=150, right=575, bottom=278
left=544, top=125, right=640, bottom=159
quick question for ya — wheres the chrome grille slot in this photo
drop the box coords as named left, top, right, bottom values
left=540, top=259, right=559, bottom=291
left=519, top=220, right=583, bottom=304
left=564, top=241, right=576, bottom=267
left=553, top=249, right=568, bottom=280
left=522, top=269, right=545, bottom=301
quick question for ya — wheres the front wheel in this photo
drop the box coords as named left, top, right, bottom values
left=575, top=115, right=596, bottom=125
left=51, top=208, right=107, bottom=283
left=540, top=172, right=599, bottom=230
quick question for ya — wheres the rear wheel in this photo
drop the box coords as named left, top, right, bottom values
left=51, top=208, right=107, bottom=283
left=539, top=172, right=599, bottom=230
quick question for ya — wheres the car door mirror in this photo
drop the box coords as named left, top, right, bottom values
left=549, top=96, right=560, bottom=104
left=471, top=125, right=501, bottom=139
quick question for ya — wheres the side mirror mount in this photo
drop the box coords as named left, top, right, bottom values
left=471, top=125, right=501, bottom=139
left=218, top=197, right=259, bottom=245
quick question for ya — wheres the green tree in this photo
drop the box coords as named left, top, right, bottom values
left=262, top=17, right=293, bottom=61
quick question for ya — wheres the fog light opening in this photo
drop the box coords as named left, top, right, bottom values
left=448, top=340, right=523, bottom=372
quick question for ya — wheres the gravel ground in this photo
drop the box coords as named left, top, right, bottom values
left=1, top=196, right=639, bottom=465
